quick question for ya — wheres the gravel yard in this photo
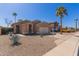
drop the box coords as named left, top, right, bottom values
left=0, top=33, right=73, bottom=56
left=0, top=35, right=57, bottom=56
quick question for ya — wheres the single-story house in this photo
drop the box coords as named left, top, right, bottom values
left=11, top=20, right=59, bottom=34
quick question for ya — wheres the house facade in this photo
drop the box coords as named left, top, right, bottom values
left=11, top=20, right=59, bottom=34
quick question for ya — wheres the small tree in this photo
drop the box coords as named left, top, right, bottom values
left=4, top=18, right=13, bottom=27
left=4, top=18, right=13, bottom=34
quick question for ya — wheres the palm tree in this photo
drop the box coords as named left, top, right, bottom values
left=12, top=12, right=17, bottom=23
left=56, top=6, right=67, bottom=34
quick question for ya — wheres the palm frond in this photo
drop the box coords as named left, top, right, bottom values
left=56, top=6, right=67, bottom=17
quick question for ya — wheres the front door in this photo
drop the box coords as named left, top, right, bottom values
left=29, top=24, right=32, bottom=34
left=16, top=25, right=20, bottom=33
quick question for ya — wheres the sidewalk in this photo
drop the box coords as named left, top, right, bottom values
left=43, top=33, right=79, bottom=56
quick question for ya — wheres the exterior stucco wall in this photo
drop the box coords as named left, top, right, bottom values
left=20, top=23, right=28, bottom=34
left=12, top=22, right=58, bottom=34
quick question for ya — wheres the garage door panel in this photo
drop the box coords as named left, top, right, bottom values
left=39, top=27, right=49, bottom=34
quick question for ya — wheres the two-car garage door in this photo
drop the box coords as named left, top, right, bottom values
left=38, top=27, right=49, bottom=34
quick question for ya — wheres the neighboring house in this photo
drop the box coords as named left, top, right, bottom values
left=0, top=26, right=7, bottom=35
left=0, top=26, right=2, bottom=35
left=11, top=20, right=59, bottom=34
left=62, top=27, right=75, bottom=32
left=0, top=26, right=13, bottom=35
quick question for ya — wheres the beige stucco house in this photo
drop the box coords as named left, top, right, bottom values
left=12, top=20, right=58, bottom=34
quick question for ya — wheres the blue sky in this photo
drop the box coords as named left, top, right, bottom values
left=0, top=3, right=79, bottom=28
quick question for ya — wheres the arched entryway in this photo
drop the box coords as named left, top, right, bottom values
left=16, top=25, right=20, bottom=33
left=28, top=24, right=32, bottom=34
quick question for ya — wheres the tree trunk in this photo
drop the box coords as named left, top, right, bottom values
left=76, top=21, right=77, bottom=31
left=14, top=16, right=16, bottom=23
left=60, top=17, right=62, bottom=34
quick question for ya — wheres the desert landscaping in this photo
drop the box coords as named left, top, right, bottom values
left=0, top=32, right=77, bottom=56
